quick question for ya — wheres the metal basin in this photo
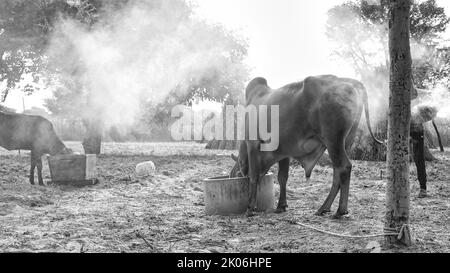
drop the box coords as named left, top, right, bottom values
left=203, top=174, right=274, bottom=215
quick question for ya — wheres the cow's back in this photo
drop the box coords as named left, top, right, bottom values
left=243, top=75, right=364, bottom=155
left=245, top=75, right=361, bottom=126
left=0, top=112, right=51, bottom=151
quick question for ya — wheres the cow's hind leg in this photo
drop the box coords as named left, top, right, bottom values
left=315, top=166, right=340, bottom=216
left=345, top=106, right=362, bottom=152
left=275, top=158, right=290, bottom=213
left=36, top=156, right=44, bottom=186
left=321, top=141, right=352, bottom=219
left=335, top=157, right=352, bottom=219
left=345, top=124, right=359, bottom=152
left=316, top=138, right=352, bottom=218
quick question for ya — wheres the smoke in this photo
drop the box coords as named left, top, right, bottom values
left=362, top=48, right=450, bottom=126
left=327, top=2, right=450, bottom=128
left=414, top=85, right=450, bottom=119
left=45, top=0, right=242, bottom=129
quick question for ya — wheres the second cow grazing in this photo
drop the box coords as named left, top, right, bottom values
left=0, top=111, right=72, bottom=185
left=231, top=75, right=383, bottom=218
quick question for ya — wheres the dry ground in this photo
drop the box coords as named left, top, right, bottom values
left=0, top=142, right=448, bottom=253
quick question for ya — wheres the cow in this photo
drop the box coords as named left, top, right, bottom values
left=0, top=111, right=72, bottom=185
left=231, top=75, right=383, bottom=218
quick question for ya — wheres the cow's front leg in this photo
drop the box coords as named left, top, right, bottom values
left=246, top=147, right=260, bottom=217
left=29, top=153, right=36, bottom=185
left=275, top=158, right=289, bottom=213
left=247, top=175, right=259, bottom=217
left=36, top=156, right=44, bottom=186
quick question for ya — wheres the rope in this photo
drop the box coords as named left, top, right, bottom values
left=286, top=219, right=409, bottom=239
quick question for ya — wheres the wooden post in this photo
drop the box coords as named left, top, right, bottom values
left=385, top=0, right=413, bottom=246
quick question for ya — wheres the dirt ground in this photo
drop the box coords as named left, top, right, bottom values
left=0, top=142, right=448, bottom=253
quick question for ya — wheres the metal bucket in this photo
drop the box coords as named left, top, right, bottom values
left=203, top=174, right=274, bottom=215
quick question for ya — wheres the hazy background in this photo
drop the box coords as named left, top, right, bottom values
left=6, top=0, right=449, bottom=111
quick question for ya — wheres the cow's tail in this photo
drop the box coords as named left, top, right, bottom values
left=361, top=85, right=385, bottom=145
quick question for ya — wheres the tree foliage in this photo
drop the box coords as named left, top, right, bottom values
left=0, top=0, right=135, bottom=102
left=326, top=0, right=449, bottom=88
left=327, top=0, right=449, bottom=161
left=0, top=0, right=76, bottom=101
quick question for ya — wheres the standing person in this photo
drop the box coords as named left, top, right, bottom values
left=410, top=105, right=437, bottom=198
left=410, top=119, right=427, bottom=198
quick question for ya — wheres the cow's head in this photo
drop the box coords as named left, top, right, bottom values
left=230, top=154, right=240, bottom=178
left=230, top=142, right=249, bottom=178
left=47, top=132, right=72, bottom=155
left=60, top=147, right=74, bottom=155
left=36, top=121, right=73, bottom=156
left=49, top=141, right=73, bottom=156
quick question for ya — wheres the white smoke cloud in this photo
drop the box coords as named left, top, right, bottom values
left=414, top=85, right=450, bottom=119
left=46, top=0, right=243, bottom=128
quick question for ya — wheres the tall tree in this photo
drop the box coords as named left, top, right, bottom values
left=385, top=0, right=413, bottom=246
left=0, top=0, right=92, bottom=102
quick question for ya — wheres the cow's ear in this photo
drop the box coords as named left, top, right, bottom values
left=231, top=154, right=238, bottom=162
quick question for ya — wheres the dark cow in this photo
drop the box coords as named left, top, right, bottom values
left=0, top=111, right=72, bottom=185
left=232, top=75, right=383, bottom=218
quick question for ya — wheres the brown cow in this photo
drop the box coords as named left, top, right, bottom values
left=232, top=75, right=383, bottom=218
left=0, top=111, right=72, bottom=185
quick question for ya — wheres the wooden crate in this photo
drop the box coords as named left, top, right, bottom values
left=48, top=154, right=97, bottom=186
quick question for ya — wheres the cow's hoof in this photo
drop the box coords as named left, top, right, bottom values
left=315, top=209, right=331, bottom=216
left=275, top=206, right=287, bottom=214
left=246, top=208, right=257, bottom=217
left=332, top=210, right=349, bottom=219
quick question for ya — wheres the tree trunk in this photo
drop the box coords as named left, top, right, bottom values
left=82, top=118, right=102, bottom=154
left=385, top=0, right=413, bottom=246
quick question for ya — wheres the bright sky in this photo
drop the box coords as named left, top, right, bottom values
left=4, top=0, right=450, bottom=111
left=194, top=0, right=353, bottom=88
left=195, top=0, right=450, bottom=87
